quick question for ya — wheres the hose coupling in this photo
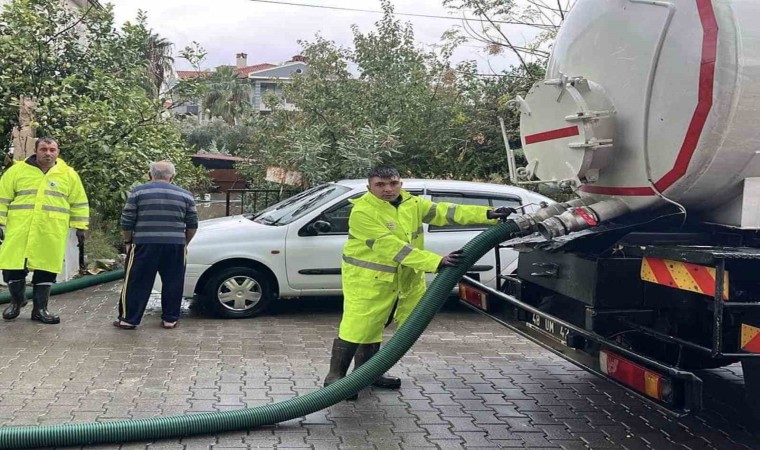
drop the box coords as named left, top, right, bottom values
left=537, top=199, right=629, bottom=239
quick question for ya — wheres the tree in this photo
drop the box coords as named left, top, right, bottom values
left=238, top=1, right=501, bottom=186
left=177, top=117, right=256, bottom=156
left=0, top=0, right=207, bottom=222
left=444, top=0, right=574, bottom=74
left=142, top=30, right=175, bottom=98
left=202, top=66, right=251, bottom=125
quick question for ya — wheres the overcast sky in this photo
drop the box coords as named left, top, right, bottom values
left=109, top=0, right=534, bottom=73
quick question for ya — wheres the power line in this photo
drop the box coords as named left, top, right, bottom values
left=475, top=73, right=536, bottom=79
left=245, top=0, right=548, bottom=27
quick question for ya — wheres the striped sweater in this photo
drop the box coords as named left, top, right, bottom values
left=120, top=181, right=198, bottom=245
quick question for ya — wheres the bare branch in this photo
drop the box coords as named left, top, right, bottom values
left=45, top=6, right=95, bottom=45
left=471, top=0, right=529, bottom=72
left=461, top=15, right=495, bottom=45
left=526, top=0, right=560, bottom=25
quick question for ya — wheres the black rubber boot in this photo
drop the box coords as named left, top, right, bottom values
left=323, top=338, right=359, bottom=388
left=31, top=284, right=59, bottom=324
left=353, top=343, right=401, bottom=389
left=2, top=280, right=27, bottom=320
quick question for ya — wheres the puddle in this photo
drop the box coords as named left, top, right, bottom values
left=143, top=290, right=195, bottom=316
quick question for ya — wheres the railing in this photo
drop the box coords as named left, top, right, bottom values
left=224, top=188, right=300, bottom=216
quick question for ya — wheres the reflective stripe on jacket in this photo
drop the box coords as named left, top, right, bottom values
left=0, top=158, right=89, bottom=273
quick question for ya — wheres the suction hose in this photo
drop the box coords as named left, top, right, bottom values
left=0, top=269, right=125, bottom=304
left=0, top=220, right=522, bottom=449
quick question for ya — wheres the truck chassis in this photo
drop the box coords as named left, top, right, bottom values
left=459, top=212, right=760, bottom=415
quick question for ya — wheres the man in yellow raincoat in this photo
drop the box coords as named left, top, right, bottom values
left=0, top=137, right=89, bottom=324
left=323, top=167, right=515, bottom=395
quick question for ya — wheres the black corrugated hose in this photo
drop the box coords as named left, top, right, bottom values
left=0, top=220, right=522, bottom=449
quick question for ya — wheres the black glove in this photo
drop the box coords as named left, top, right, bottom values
left=438, top=249, right=464, bottom=270
left=0, top=226, right=4, bottom=241
left=487, top=206, right=517, bottom=220
left=76, top=229, right=85, bottom=245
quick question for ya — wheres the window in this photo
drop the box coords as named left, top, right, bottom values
left=306, top=189, right=424, bottom=235
left=251, top=183, right=351, bottom=226
left=427, top=192, right=521, bottom=232
left=320, top=200, right=355, bottom=234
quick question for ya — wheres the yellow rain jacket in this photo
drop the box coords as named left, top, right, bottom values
left=338, top=189, right=497, bottom=343
left=0, top=157, right=89, bottom=273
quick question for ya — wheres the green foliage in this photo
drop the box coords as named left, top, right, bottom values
left=202, top=66, right=252, bottom=125
left=176, top=117, right=256, bottom=156
left=169, top=41, right=209, bottom=106
left=0, top=0, right=206, bottom=221
left=142, top=30, right=174, bottom=98
left=84, top=227, right=120, bottom=264
left=236, top=0, right=543, bottom=186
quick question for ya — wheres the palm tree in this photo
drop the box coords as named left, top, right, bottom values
left=143, top=33, right=174, bottom=97
left=202, top=66, right=252, bottom=125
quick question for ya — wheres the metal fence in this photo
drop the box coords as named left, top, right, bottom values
left=224, top=188, right=301, bottom=216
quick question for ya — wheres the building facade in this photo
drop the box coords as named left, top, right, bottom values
left=172, top=53, right=308, bottom=119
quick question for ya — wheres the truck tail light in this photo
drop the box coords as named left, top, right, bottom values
left=599, top=349, right=671, bottom=402
left=458, top=282, right=488, bottom=310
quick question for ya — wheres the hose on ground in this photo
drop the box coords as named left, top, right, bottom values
left=0, top=269, right=125, bottom=304
left=0, top=220, right=522, bottom=449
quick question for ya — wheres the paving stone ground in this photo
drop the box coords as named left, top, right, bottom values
left=0, top=281, right=758, bottom=449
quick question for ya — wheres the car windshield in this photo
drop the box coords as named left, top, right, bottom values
left=249, top=183, right=352, bottom=226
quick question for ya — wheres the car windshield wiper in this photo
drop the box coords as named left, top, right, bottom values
left=250, top=188, right=336, bottom=226
left=253, top=215, right=281, bottom=225
left=285, top=189, right=335, bottom=219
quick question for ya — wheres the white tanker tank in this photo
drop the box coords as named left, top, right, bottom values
left=511, top=0, right=760, bottom=238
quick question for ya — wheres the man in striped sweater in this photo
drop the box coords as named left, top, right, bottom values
left=114, top=161, right=198, bottom=330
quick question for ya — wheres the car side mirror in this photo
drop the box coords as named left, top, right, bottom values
left=307, top=220, right=332, bottom=235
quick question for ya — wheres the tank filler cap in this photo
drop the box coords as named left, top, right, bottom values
left=519, top=75, right=616, bottom=186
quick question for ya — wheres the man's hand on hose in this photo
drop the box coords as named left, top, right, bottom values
left=487, top=206, right=517, bottom=220
left=438, top=249, right=464, bottom=270
left=76, top=229, right=85, bottom=245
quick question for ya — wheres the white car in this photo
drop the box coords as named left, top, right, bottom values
left=181, top=179, right=553, bottom=318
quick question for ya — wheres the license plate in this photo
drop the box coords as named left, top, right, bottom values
left=526, top=313, right=570, bottom=345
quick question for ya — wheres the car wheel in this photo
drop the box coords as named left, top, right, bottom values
left=204, top=266, right=274, bottom=319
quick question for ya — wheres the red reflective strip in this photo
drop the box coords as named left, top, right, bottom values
left=459, top=283, right=487, bottom=310
left=744, top=332, right=760, bottom=353
left=524, top=126, right=579, bottom=145
left=603, top=351, right=663, bottom=400
left=646, top=258, right=677, bottom=288
left=579, top=0, right=717, bottom=197
left=684, top=262, right=717, bottom=298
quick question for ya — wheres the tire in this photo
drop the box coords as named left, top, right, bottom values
left=203, top=266, right=274, bottom=319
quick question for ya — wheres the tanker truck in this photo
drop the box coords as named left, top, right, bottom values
left=459, top=0, right=760, bottom=415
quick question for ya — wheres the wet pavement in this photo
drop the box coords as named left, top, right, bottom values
left=0, top=281, right=758, bottom=449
